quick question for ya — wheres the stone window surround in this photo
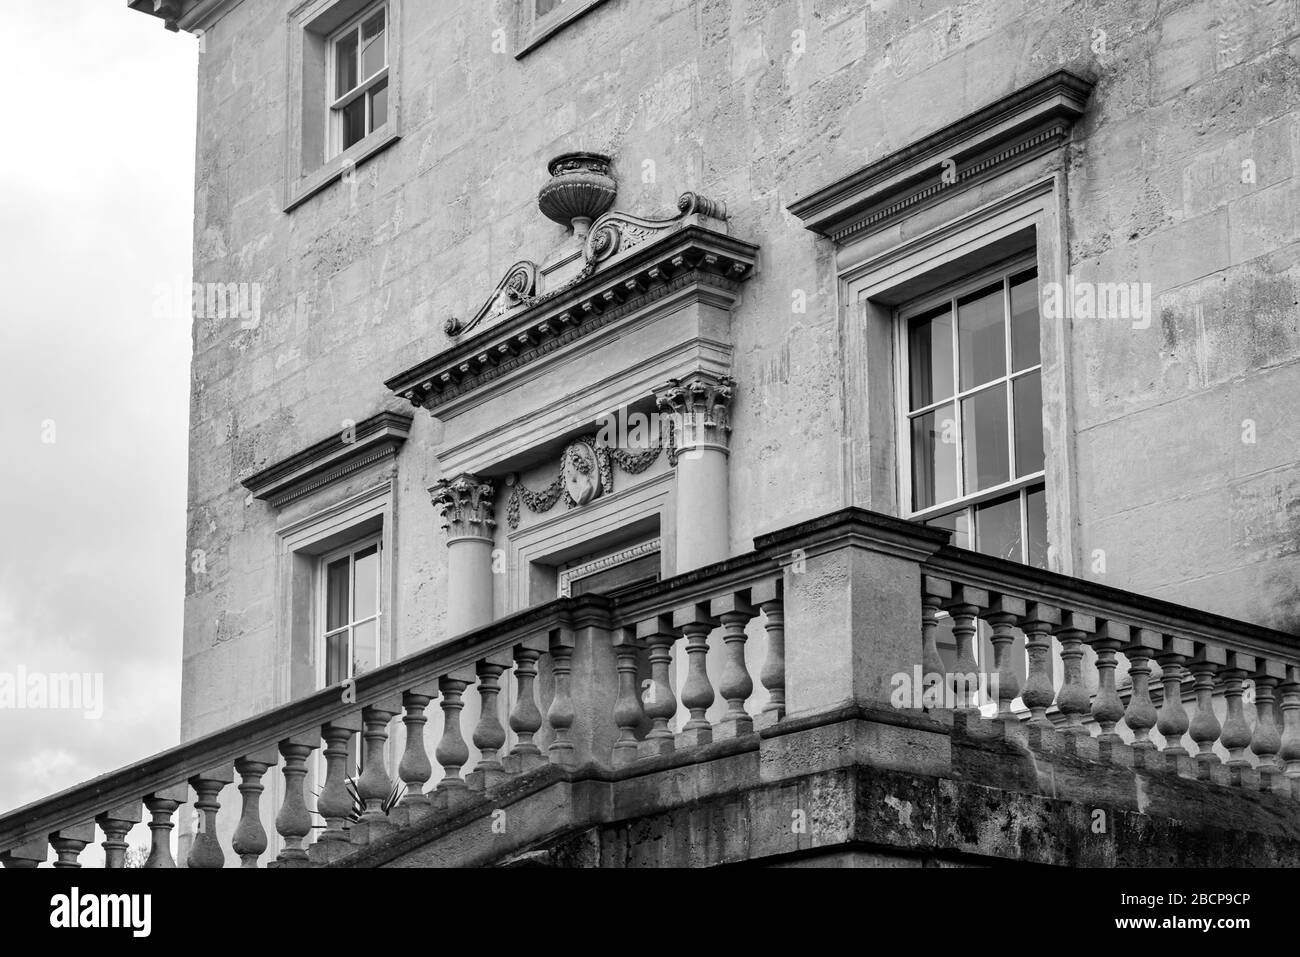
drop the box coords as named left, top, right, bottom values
left=515, top=0, right=612, bottom=59
left=503, top=468, right=674, bottom=615
left=264, top=479, right=397, bottom=857
left=285, top=0, right=403, bottom=212
left=273, top=480, right=398, bottom=706
left=840, top=176, right=1078, bottom=577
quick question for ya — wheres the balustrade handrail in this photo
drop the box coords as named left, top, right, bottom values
left=923, top=543, right=1300, bottom=663
left=0, top=595, right=610, bottom=852
left=4, top=506, right=1295, bottom=860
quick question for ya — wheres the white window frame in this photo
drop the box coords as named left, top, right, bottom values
left=894, top=253, right=1047, bottom=565
left=325, top=1, right=389, bottom=160
left=315, top=533, right=383, bottom=689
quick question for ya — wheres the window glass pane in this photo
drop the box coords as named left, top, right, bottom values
left=1009, top=269, right=1040, bottom=372
left=335, top=30, right=358, bottom=98
left=341, top=96, right=366, bottom=150
left=957, top=283, right=1006, bottom=390
left=369, top=78, right=388, bottom=132
left=325, top=558, right=349, bottom=631
left=975, top=491, right=1022, bottom=563
left=537, top=0, right=565, bottom=15
left=325, top=631, right=349, bottom=685
left=353, top=544, right=378, bottom=621
left=908, top=305, right=954, bottom=409
left=1013, top=370, right=1044, bottom=477
left=911, top=403, right=957, bottom=509
left=962, top=386, right=1010, bottom=492
left=353, top=619, right=378, bottom=676
left=1026, top=485, right=1048, bottom=568
left=360, top=10, right=386, bottom=80
left=925, top=508, right=971, bottom=550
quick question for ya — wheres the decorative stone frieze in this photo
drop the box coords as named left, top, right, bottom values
left=429, top=474, right=496, bottom=542
left=505, top=434, right=666, bottom=529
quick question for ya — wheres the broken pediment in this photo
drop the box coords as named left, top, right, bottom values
left=386, top=153, right=756, bottom=433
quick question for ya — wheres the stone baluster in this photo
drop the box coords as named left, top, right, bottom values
left=921, top=577, right=952, bottom=707
left=1053, top=612, right=1096, bottom=735
left=1219, top=651, right=1255, bottom=771
left=754, top=581, right=785, bottom=723
left=674, top=604, right=718, bottom=745
left=505, top=643, right=547, bottom=772
left=941, top=585, right=989, bottom=713
left=1122, top=629, right=1161, bottom=756
left=1188, top=647, right=1225, bottom=779
left=711, top=592, right=757, bottom=738
left=612, top=629, right=645, bottom=767
left=312, top=715, right=362, bottom=863
left=187, top=765, right=234, bottom=868
left=1155, top=636, right=1192, bottom=762
left=1087, top=621, right=1128, bottom=751
left=231, top=747, right=278, bottom=867
left=396, top=681, right=439, bottom=821
left=1280, top=665, right=1300, bottom=782
left=470, top=656, right=511, bottom=789
left=272, top=733, right=318, bottom=867
left=1250, top=661, right=1285, bottom=788
left=97, top=802, right=142, bottom=869
left=353, top=696, right=402, bottom=841
left=1018, top=602, right=1060, bottom=728
left=546, top=630, right=577, bottom=765
left=637, top=615, right=679, bottom=756
left=50, top=823, right=95, bottom=868
left=0, top=838, right=48, bottom=868
left=144, top=784, right=189, bottom=868
left=984, top=595, right=1025, bottom=721
left=435, top=671, right=474, bottom=796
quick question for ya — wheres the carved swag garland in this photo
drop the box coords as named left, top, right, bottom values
left=505, top=434, right=671, bottom=529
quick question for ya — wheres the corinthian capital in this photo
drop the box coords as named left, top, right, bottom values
left=655, top=371, right=735, bottom=455
left=429, top=474, right=496, bottom=542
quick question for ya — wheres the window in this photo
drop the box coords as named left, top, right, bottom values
left=900, top=258, right=1047, bottom=568
left=558, top=538, right=661, bottom=598
left=517, top=0, right=611, bottom=58
left=318, top=536, right=382, bottom=687
left=327, top=3, right=389, bottom=157
left=286, top=0, right=402, bottom=211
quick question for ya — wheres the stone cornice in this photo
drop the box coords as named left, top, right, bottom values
left=127, top=0, right=242, bottom=32
left=788, top=70, right=1095, bottom=243
left=241, top=410, right=413, bottom=509
left=384, top=221, right=757, bottom=414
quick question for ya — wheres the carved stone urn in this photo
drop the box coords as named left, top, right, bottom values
left=538, top=152, right=616, bottom=240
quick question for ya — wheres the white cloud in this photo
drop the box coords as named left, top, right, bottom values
left=0, top=1, right=197, bottom=814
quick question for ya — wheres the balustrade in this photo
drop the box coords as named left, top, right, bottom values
left=4, top=508, right=1297, bottom=870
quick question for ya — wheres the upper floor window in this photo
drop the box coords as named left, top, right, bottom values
left=319, top=536, right=382, bottom=687
left=518, top=0, right=610, bottom=57
left=899, top=258, right=1047, bottom=567
left=328, top=3, right=389, bottom=157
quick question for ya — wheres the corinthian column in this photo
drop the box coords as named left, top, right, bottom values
left=656, top=372, right=734, bottom=572
left=430, top=473, right=496, bottom=634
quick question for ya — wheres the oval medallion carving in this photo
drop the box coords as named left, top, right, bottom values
left=563, top=441, right=602, bottom=506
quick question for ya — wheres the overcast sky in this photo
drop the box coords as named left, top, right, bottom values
left=0, top=1, right=197, bottom=822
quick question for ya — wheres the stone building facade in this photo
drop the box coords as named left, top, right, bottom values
left=109, top=0, right=1300, bottom=863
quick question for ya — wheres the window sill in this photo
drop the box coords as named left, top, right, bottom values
left=515, top=0, right=610, bottom=59
left=284, top=123, right=400, bottom=213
